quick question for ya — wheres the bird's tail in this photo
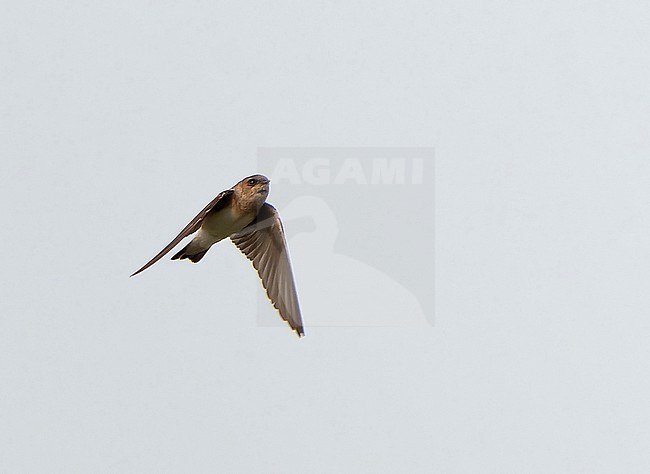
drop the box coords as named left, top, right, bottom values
left=171, top=242, right=209, bottom=263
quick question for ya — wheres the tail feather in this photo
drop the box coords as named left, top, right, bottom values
left=171, top=243, right=209, bottom=263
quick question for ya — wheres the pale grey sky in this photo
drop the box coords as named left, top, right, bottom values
left=1, top=1, right=650, bottom=472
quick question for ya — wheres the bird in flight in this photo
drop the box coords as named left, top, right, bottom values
left=131, top=174, right=304, bottom=337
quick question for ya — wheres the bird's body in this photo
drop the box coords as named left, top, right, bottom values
left=131, top=174, right=304, bottom=337
left=172, top=182, right=266, bottom=261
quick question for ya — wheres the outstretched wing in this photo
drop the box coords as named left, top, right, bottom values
left=130, top=189, right=234, bottom=277
left=230, top=203, right=304, bottom=337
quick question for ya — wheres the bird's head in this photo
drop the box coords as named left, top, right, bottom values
left=233, top=174, right=270, bottom=208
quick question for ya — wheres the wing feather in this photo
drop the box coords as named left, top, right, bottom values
left=130, top=189, right=234, bottom=277
left=230, top=203, right=304, bottom=336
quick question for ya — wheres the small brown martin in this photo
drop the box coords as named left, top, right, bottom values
left=131, top=174, right=304, bottom=337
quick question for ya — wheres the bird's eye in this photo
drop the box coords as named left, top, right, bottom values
left=248, top=178, right=256, bottom=186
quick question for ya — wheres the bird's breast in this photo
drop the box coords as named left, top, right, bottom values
left=202, top=206, right=256, bottom=240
